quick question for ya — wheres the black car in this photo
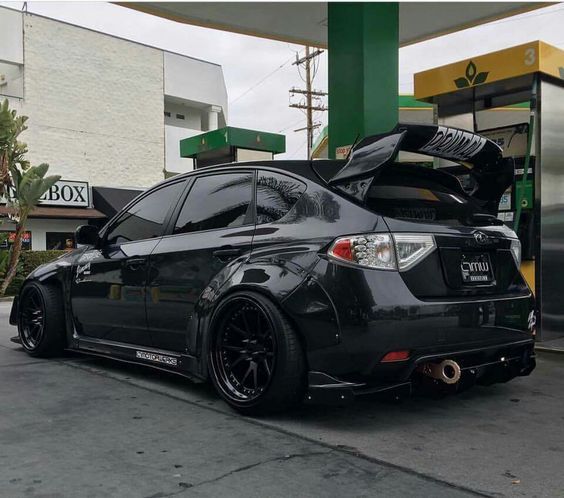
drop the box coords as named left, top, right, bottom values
left=10, top=124, right=536, bottom=414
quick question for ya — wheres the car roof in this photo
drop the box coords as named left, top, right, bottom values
left=158, top=159, right=347, bottom=187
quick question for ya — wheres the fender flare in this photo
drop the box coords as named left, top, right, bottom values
left=193, top=260, right=307, bottom=379
left=20, top=261, right=75, bottom=344
left=193, top=261, right=340, bottom=379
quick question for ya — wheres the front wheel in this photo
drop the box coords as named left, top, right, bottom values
left=18, top=283, right=66, bottom=357
left=208, top=291, right=306, bottom=415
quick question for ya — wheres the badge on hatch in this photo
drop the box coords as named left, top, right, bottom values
left=474, top=231, right=488, bottom=244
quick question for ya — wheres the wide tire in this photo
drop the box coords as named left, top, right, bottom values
left=18, top=282, right=66, bottom=358
left=208, top=291, right=306, bottom=415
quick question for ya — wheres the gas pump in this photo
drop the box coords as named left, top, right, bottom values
left=414, top=41, right=564, bottom=342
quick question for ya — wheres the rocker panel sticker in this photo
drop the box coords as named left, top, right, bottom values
left=136, top=351, right=178, bottom=367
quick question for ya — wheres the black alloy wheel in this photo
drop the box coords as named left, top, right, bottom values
left=212, top=296, right=277, bottom=401
left=18, top=283, right=65, bottom=357
left=209, top=291, right=305, bottom=415
left=19, top=286, right=45, bottom=350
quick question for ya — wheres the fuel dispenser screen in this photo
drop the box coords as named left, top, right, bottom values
left=480, top=124, right=535, bottom=260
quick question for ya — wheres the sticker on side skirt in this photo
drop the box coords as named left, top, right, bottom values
left=136, top=351, right=178, bottom=367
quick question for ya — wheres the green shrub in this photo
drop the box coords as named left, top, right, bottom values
left=19, top=250, right=66, bottom=276
left=1, top=250, right=66, bottom=296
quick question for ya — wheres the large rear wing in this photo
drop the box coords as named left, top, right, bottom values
left=328, top=123, right=513, bottom=213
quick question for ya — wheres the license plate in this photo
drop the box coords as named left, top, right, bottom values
left=460, top=253, right=493, bottom=284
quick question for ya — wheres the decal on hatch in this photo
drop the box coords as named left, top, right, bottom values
left=420, top=126, right=487, bottom=161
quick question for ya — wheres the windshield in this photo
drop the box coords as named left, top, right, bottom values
left=366, top=163, right=489, bottom=226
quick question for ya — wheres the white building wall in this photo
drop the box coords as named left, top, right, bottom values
left=0, top=63, right=24, bottom=99
left=165, top=101, right=203, bottom=130
left=22, top=14, right=165, bottom=189
left=0, top=7, right=23, bottom=64
left=0, top=9, right=231, bottom=250
left=165, top=125, right=198, bottom=173
left=164, top=52, right=228, bottom=125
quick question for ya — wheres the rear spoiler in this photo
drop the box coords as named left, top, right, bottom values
left=329, top=123, right=512, bottom=213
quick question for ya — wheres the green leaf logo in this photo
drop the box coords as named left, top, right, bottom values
left=473, top=72, right=489, bottom=85
left=453, top=60, right=489, bottom=89
left=454, top=77, right=470, bottom=89
left=466, top=61, right=477, bottom=82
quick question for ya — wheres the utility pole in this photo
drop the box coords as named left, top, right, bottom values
left=289, top=47, right=327, bottom=159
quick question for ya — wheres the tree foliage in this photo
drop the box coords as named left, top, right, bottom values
left=0, top=99, right=61, bottom=295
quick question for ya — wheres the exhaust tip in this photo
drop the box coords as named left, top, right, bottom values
left=440, top=359, right=462, bottom=385
left=418, top=359, right=462, bottom=385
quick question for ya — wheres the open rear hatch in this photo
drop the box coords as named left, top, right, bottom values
left=313, top=123, right=527, bottom=299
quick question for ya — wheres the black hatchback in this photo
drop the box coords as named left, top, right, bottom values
left=10, top=124, right=536, bottom=414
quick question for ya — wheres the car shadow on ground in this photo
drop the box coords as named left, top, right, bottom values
left=27, top=345, right=534, bottom=434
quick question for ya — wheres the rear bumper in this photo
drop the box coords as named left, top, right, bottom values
left=300, top=259, right=535, bottom=378
left=306, top=338, right=536, bottom=404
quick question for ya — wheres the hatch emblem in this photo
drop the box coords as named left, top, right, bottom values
left=474, top=232, right=488, bottom=244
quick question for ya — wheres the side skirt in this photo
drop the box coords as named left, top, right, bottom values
left=70, top=337, right=205, bottom=383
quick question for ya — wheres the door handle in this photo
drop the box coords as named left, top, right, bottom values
left=213, top=248, right=242, bottom=261
left=125, top=257, right=147, bottom=270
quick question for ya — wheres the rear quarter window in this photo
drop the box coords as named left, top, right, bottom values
left=256, top=171, right=306, bottom=224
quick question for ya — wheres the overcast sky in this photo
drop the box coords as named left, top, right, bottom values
left=2, top=1, right=564, bottom=160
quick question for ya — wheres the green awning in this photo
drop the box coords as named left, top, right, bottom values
left=180, top=126, right=285, bottom=158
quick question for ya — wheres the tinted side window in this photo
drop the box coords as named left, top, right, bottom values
left=106, top=181, right=184, bottom=245
left=256, top=171, right=306, bottom=224
left=174, top=173, right=253, bottom=234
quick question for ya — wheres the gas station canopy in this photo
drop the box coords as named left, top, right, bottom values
left=121, top=1, right=551, bottom=157
left=123, top=2, right=548, bottom=47
left=415, top=40, right=564, bottom=114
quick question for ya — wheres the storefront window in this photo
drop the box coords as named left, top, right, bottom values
left=46, top=232, right=75, bottom=251
left=0, top=231, right=32, bottom=250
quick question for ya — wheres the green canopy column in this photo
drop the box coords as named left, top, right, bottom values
left=328, top=2, right=399, bottom=158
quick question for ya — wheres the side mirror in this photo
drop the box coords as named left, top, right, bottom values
left=75, top=225, right=100, bottom=247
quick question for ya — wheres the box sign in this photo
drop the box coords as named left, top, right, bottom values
left=1, top=180, right=90, bottom=208
left=40, top=180, right=90, bottom=207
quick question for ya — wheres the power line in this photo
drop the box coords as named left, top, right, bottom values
left=287, top=138, right=309, bottom=159
left=278, top=118, right=305, bottom=133
left=289, top=47, right=328, bottom=159
left=230, top=55, right=294, bottom=105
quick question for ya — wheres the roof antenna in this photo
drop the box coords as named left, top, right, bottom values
left=345, top=133, right=361, bottom=161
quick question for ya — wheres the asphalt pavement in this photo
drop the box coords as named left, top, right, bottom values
left=0, top=301, right=562, bottom=498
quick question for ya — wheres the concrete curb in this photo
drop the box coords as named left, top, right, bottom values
left=535, top=345, right=564, bottom=356
left=0, top=296, right=14, bottom=302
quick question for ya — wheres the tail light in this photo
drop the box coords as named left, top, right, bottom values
left=510, top=239, right=522, bottom=267
left=393, top=234, right=436, bottom=271
left=328, top=234, right=396, bottom=270
left=328, top=232, right=436, bottom=271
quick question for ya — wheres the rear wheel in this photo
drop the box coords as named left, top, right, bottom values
left=18, top=283, right=65, bottom=357
left=208, top=291, right=306, bottom=415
